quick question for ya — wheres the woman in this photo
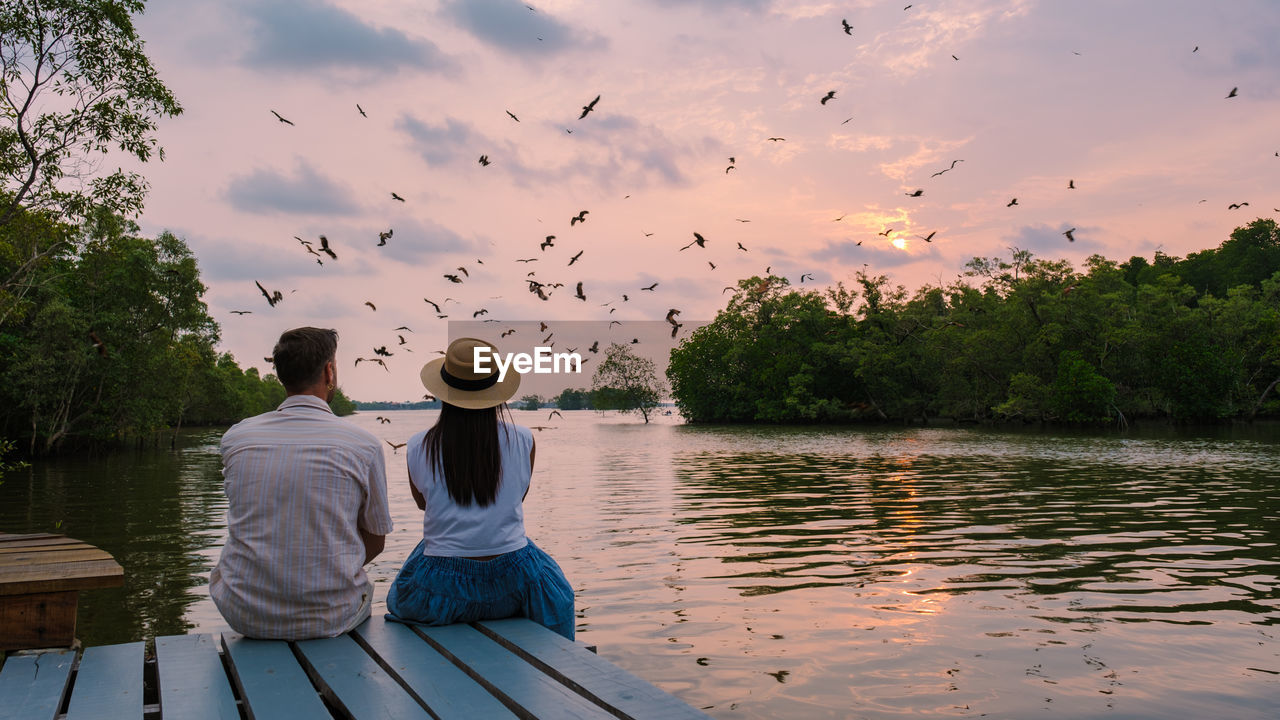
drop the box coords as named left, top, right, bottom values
left=386, top=337, right=575, bottom=639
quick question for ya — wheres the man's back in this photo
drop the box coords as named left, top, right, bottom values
left=210, top=395, right=393, bottom=640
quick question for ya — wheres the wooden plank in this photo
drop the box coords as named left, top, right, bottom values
left=221, top=633, right=332, bottom=720
left=0, top=548, right=117, bottom=566
left=0, top=559, right=123, bottom=596
left=65, top=641, right=145, bottom=720
left=351, top=618, right=517, bottom=720
left=0, top=538, right=89, bottom=553
left=0, top=590, right=77, bottom=650
left=155, top=634, right=240, bottom=720
left=0, top=649, right=75, bottom=720
left=415, top=623, right=616, bottom=720
left=294, top=632, right=433, bottom=720
left=0, top=533, right=65, bottom=544
left=479, top=619, right=712, bottom=720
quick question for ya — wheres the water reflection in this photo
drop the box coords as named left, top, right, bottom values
left=1, top=419, right=1276, bottom=718
left=0, top=432, right=227, bottom=644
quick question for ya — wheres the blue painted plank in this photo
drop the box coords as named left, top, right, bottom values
left=294, top=632, right=432, bottom=719
left=416, top=623, right=615, bottom=720
left=65, top=641, right=144, bottom=720
left=351, top=618, right=517, bottom=720
left=478, top=619, right=712, bottom=720
left=155, top=634, right=240, bottom=720
left=0, top=649, right=74, bottom=720
left=221, top=634, right=332, bottom=720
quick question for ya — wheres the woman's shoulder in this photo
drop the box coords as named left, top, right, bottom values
left=498, top=421, right=533, bottom=444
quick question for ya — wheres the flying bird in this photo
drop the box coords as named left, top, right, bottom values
left=1007, top=198, right=1019, bottom=207
left=588, top=340, right=599, bottom=353
left=800, top=273, right=814, bottom=283
left=570, top=210, right=589, bottom=226
left=579, top=94, right=600, bottom=119
left=89, top=331, right=108, bottom=357
left=1063, top=228, right=1076, bottom=242
left=457, top=266, right=469, bottom=277
left=270, top=110, right=293, bottom=126
left=255, top=280, right=283, bottom=307
left=373, top=346, right=392, bottom=356
left=878, top=228, right=894, bottom=237
left=386, top=440, right=407, bottom=454
left=364, top=301, right=377, bottom=311
left=708, top=261, right=716, bottom=270
left=230, top=310, right=252, bottom=315
left=820, top=91, right=836, bottom=105
left=767, top=137, right=785, bottom=141
left=377, top=229, right=392, bottom=246
left=501, top=329, right=516, bottom=338
left=444, top=274, right=463, bottom=283
left=541, top=235, right=556, bottom=250
left=1068, top=179, right=1076, bottom=189
left=391, top=192, right=405, bottom=202
left=376, top=416, right=390, bottom=424
left=679, top=232, right=707, bottom=251
left=473, top=309, right=489, bottom=318
left=568, top=250, right=583, bottom=265
left=906, top=189, right=923, bottom=197
left=841, top=19, right=853, bottom=35
left=665, top=308, right=681, bottom=326
left=737, top=242, right=748, bottom=252
left=318, top=235, right=337, bottom=260
left=357, top=104, right=366, bottom=117
left=506, top=110, right=520, bottom=122
left=575, top=282, right=586, bottom=301
left=1228, top=202, right=1250, bottom=209
left=1226, top=87, right=1238, bottom=98
left=917, top=231, right=937, bottom=242
left=548, top=410, right=563, bottom=420
left=478, top=155, right=490, bottom=166
left=423, top=299, right=440, bottom=312
left=641, top=282, right=658, bottom=291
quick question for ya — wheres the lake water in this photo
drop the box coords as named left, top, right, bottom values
left=3, top=411, right=1278, bottom=718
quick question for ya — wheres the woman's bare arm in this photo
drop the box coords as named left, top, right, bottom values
left=524, top=437, right=536, bottom=501
left=409, top=467, right=425, bottom=510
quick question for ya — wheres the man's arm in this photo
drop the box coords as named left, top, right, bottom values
left=359, top=526, right=385, bottom=565
left=358, top=441, right=394, bottom=565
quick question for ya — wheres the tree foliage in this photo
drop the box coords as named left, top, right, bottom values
left=0, top=0, right=182, bottom=323
left=0, top=209, right=303, bottom=452
left=592, top=343, right=665, bottom=423
left=669, top=219, right=1280, bottom=425
left=553, top=387, right=594, bottom=410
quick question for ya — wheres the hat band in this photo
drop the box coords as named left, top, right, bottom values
left=440, top=366, right=499, bottom=391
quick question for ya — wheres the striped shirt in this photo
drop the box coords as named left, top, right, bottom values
left=210, top=395, right=393, bottom=640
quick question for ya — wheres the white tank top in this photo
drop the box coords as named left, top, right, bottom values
left=408, top=422, right=533, bottom=556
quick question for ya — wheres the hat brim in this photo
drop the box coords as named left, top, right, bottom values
left=420, top=356, right=521, bottom=410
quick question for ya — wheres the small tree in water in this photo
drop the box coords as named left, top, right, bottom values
left=592, top=343, right=665, bottom=423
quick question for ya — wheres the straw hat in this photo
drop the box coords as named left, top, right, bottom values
left=420, top=337, right=521, bottom=409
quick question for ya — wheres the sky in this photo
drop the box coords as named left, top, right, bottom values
left=118, top=0, right=1280, bottom=401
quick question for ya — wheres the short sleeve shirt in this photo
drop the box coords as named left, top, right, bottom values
left=409, top=422, right=533, bottom=557
left=210, top=395, right=393, bottom=639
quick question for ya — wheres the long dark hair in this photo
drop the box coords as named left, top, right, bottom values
left=423, top=402, right=512, bottom=507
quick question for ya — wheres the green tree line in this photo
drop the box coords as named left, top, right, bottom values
left=0, top=208, right=353, bottom=454
left=669, top=219, right=1280, bottom=425
left=0, top=1, right=348, bottom=456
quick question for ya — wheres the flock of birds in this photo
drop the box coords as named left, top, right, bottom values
left=211, top=7, right=1265, bottom=442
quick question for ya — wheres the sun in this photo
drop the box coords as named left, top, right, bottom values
left=892, top=237, right=907, bottom=250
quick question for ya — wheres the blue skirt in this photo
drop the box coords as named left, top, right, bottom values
left=386, top=538, right=576, bottom=640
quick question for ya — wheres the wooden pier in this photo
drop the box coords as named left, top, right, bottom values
left=0, top=614, right=711, bottom=719
left=0, top=533, right=123, bottom=651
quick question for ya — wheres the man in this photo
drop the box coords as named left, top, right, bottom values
left=210, top=327, right=393, bottom=639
